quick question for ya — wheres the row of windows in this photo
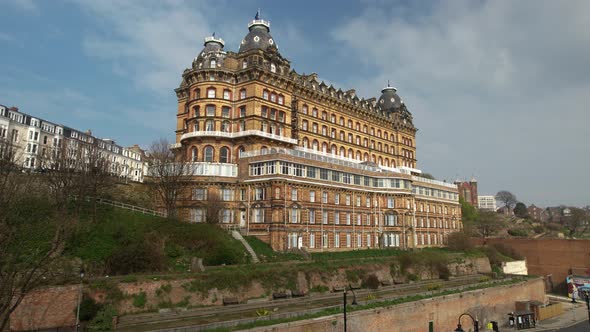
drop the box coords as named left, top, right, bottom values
left=413, top=186, right=459, bottom=201
left=301, top=139, right=397, bottom=167
left=250, top=161, right=412, bottom=189
left=300, top=103, right=413, bottom=147
left=262, top=89, right=285, bottom=105
left=301, top=128, right=399, bottom=155
left=189, top=146, right=232, bottom=163
left=193, top=87, right=244, bottom=101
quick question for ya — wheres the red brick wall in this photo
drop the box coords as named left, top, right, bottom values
left=10, top=285, right=79, bottom=331
left=250, top=278, right=546, bottom=332
left=474, top=238, right=590, bottom=287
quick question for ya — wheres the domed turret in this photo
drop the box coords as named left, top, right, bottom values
left=239, top=11, right=278, bottom=53
left=193, top=33, right=226, bottom=69
left=377, top=82, right=403, bottom=113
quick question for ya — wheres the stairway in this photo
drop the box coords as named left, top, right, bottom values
left=231, top=230, right=260, bottom=263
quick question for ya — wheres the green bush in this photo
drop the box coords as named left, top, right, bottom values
left=362, top=274, right=380, bottom=290
left=507, top=229, right=528, bottom=237
left=88, top=305, right=117, bottom=331
left=132, top=291, right=147, bottom=308
left=533, top=225, right=544, bottom=234
left=78, top=297, right=102, bottom=322
left=310, top=285, right=329, bottom=293
left=106, top=241, right=166, bottom=275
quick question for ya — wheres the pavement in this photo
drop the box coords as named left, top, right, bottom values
left=527, top=300, right=590, bottom=331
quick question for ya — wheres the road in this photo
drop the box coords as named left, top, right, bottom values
left=558, top=320, right=590, bottom=331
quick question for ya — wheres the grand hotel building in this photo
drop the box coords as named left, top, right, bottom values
left=170, top=15, right=462, bottom=251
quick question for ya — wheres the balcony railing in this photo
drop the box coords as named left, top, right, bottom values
left=148, top=162, right=237, bottom=177
left=241, top=148, right=397, bottom=174
left=180, top=130, right=297, bottom=144
left=412, top=175, right=458, bottom=189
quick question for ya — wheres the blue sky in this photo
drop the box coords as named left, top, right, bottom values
left=1, top=0, right=589, bottom=207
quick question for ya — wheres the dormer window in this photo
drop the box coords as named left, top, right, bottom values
left=210, top=59, right=217, bottom=68
left=270, top=63, right=276, bottom=73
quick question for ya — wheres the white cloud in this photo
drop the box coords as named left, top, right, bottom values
left=332, top=0, right=590, bottom=206
left=72, top=0, right=219, bottom=93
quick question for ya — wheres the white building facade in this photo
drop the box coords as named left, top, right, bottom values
left=0, top=104, right=145, bottom=182
left=478, top=195, right=497, bottom=211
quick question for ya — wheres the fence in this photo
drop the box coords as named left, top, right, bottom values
left=95, top=197, right=166, bottom=218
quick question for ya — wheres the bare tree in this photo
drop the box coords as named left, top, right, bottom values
left=563, top=207, right=589, bottom=237
left=81, top=144, right=117, bottom=221
left=496, top=190, right=517, bottom=210
left=205, top=191, right=224, bottom=224
left=147, top=138, right=188, bottom=219
left=0, top=139, right=70, bottom=330
left=474, top=211, right=505, bottom=238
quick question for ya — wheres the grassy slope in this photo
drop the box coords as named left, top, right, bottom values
left=65, top=205, right=249, bottom=274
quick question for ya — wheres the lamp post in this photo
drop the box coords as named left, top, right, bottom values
left=584, top=290, right=590, bottom=327
left=343, top=284, right=358, bottom=332
left=75, top=268, right=85, bottom=332
left=454, top=313, right=479, bottom=332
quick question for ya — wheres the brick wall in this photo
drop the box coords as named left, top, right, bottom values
left=474, top=238, right=590, bottom=289
left=249, top=278, right=546, bottom=332
left=10, top=285, right=79, bottom=331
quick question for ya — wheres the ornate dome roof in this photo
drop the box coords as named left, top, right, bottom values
left=239, top=13, right=277, bottom=53
left=377, top=84, right=403, bottom=113
left=193, top=34, right=226, bottom=69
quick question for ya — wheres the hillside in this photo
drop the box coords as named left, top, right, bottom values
left=65, top=204, right=250, bottom=276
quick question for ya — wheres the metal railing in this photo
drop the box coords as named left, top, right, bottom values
left=179, top=130, right=297, bottom=144
left=95, top=197, right=166, bottom=217
left=148, top=162, right=238, bottom=177
left=411, top=175, right=458, bottom=189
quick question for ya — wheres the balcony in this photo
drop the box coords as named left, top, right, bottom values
left=411, top=176, right=458, bottom=189
left=180, top=130, right=297, bottom=144
left=148, top=162, right=237, bottom=177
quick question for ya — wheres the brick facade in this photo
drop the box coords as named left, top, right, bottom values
left=160, top=15, right=462, bottom=251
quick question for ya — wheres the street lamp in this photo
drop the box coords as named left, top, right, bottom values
left=75, top=268, right=85, bottom=332
left=454, top=313, right=479, bottom=332
left=584, top=289, right=590, bottom=327
left=343, top=284, right=358, bottom=332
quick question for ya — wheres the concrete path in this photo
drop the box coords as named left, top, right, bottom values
left=231, top=230, right=260, bottom=263
left=530, top=301, right=589, bottom=331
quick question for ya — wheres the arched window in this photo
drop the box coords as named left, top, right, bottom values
left=355, top=122, right=360, bottom=130
left=240, top=88, right=246, bottom=99
left=193, top=106, right=200, bottom=117
left=340, top=147, right=345, bottom=157
left=207, top=87, right=216, bottom=98
left=237, top=146, right=245, bottom=159
left=322, top=142, right=328, bottom=153
left=191, top=147, right=198, bottom=162
left=348, top=149, right=353, bottom=159
left=363, top=125, right=368, bottom=133
left=302, top=137, right=309, bottom=148
left=356, top=151, right=361, bottom=160
left=378, top=156, right=383, bottom=165
left=210, top=59, right=217, bottom=68
left=220, top=147, right=230, bottom=163
left=261, top=146, right=268, bottom=154
left=205, top=120, right=215, bottom=131
left=204, top=146, right=214, bottom=162
left=302, top=104, right=308, bottom=114
left=340, top=117, right=345, bottom=126
left=331, top=144, right=337, bottom=155
left=384, top=132, right=388, bottom=140
left=385, top=159, right=390, bottom=167
left=193, top=89, right=200, bottom=99
left=363, top=153, right=369, bottom=161
left=193, top=122, right=199, bottom=131
left=312, top=140, right=319, bottom=151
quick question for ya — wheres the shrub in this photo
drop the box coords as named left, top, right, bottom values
left=132, top=291, right=147, bottom=308
left=533, top=225, right=544, bottom=234
left=437, top=265, right=451, bottom=281
left=310, top=285, right=329, bottom=293
left=507, top=229, right=528, bottom=237
left=88, top=305, right=117, bottom=331
left=106, top=241, right=165, bottom=275
left=362, top=274, right=380, bottom=290
left=546, top=223, right=562, bottom=231
left=78, top=297, right=102, bottom=322
left=446, top=232, right=474, bottom=251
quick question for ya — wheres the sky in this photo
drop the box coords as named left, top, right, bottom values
left=1, top=0, right=589, bottom=207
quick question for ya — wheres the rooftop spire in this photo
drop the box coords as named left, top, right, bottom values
left=248, top=9, right=270, bottom=31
